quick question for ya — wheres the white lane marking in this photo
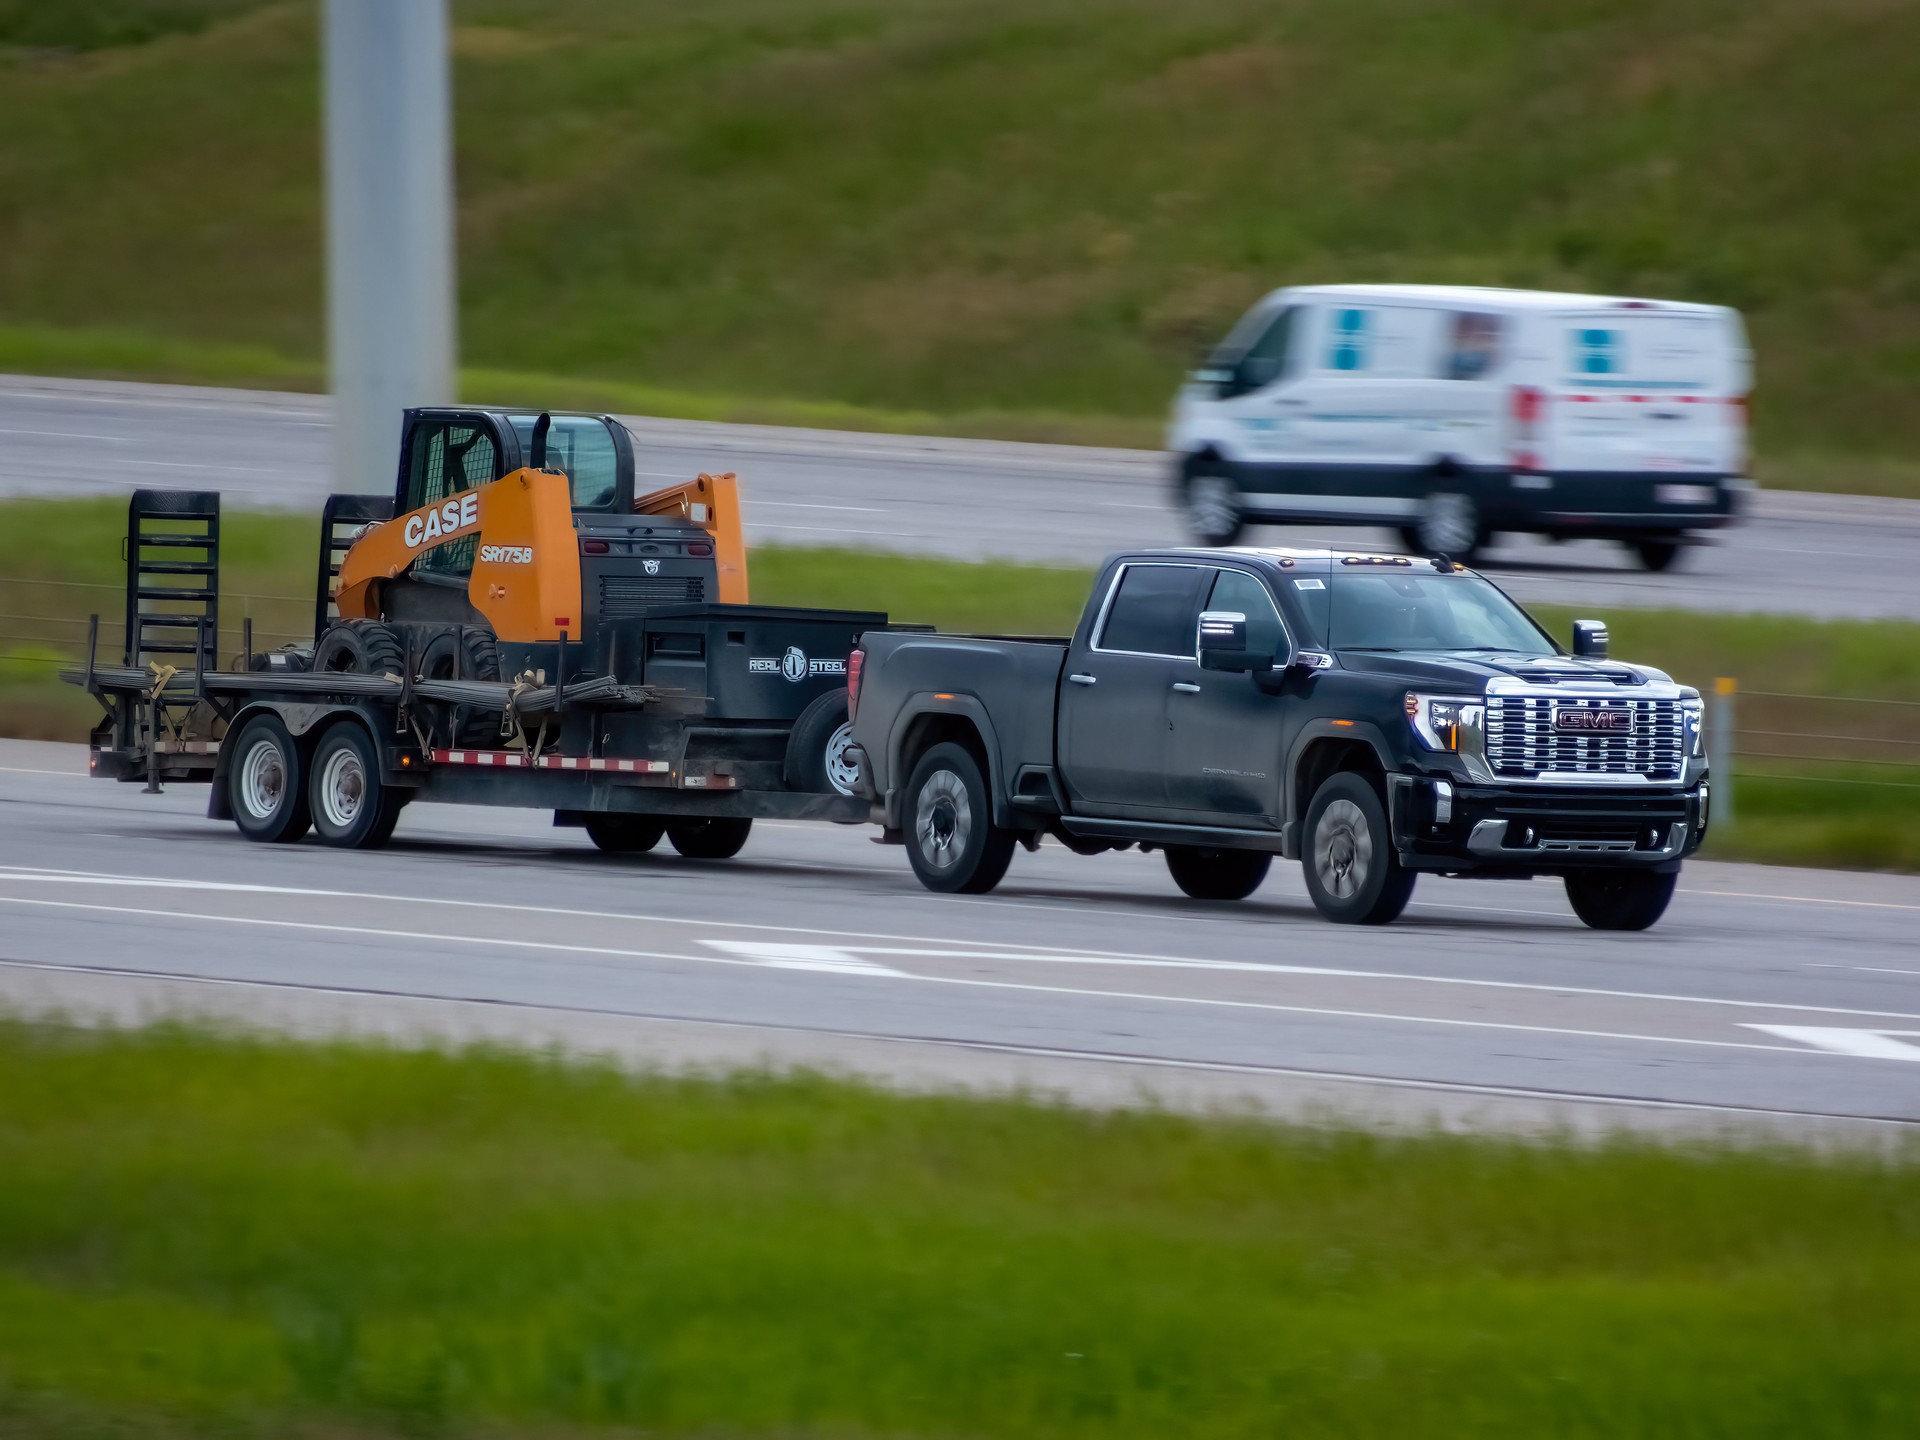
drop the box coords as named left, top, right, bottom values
left=0, top=767, right=85, bottom=777
left=702, top=940, right=906, bottom=976
left=745, top=522, right=922, bottom=538
left=1682, top=887, right=1920, bottom=914
left=0, top=891, right=1882, bottom=1062
left=6, top=957, right=1904, bottom=1127
left=0, top=865, right=1916, bottom=1022
left=1747, top=1026, right=1920, bottom=1062
left=755, top=501, right=886, bottom=513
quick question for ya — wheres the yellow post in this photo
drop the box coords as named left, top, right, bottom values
left=1713, top=677, right=1737, bottom=826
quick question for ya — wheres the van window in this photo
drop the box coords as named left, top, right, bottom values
left=1445, top=312, right=1503, bottom=380
left=1206, top=569, right=1287, bottom=662
left=1224, top=307, right=1296, bottom=396
left=1097, top=565, right=1206, bottom=657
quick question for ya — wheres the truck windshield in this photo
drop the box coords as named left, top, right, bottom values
left=1322, top=572, right=1555, bottom=656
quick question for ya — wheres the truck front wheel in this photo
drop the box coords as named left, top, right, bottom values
left=904, top=742, right=1015, bottom=895
left=1165, top=846, right=1270, bottom=900
left=1301, top=773, right=1415, bottom=924
left=1564, top=868, right=1676, bottom=931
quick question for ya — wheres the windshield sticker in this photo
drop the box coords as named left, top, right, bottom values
left=1294, top=578, right=1326, bottom=590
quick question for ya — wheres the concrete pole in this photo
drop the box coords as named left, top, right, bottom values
left=323, top=0, right=456, bottom=498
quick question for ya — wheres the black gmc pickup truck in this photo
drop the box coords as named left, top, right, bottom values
left=846, top=548, right=1709, bottom=928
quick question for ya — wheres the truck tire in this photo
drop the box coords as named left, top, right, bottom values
left=1165, top=846, right=1271, bottom=901
left=227, top=713, right=311, bottom=844
left=1564, top=868, right=1676, bottom=931
left=784, top=690, right=860, bottom=796
left=314, top=620, right=408, bottom=678
left=308, top=721, right=404, bottom=849
left=1301, top=772, right=1415, bottom=924
left=903, top=742, right=1015, bottom=894
left=584, top=813, right=667, bottom=854
left=1183, top=462, right=1246, bottom=546
left=666, top=816, right=753, bottom=860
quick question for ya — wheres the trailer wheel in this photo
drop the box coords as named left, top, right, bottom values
left=227, top=713, right=311, bottom=844
left=308, top=722, right=404, bottom=849
left=314, top=620, right=408, bottom=678
left=785, top=690, right=859, bottom=796
left=666, top=816, right=753, bottom=860
left=903, top=741, right=1015, bottom=894
left=584, top=813, right=667, bottom=854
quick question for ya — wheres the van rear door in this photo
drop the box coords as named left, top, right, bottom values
left=1546, top=308, right=1749, bottom=478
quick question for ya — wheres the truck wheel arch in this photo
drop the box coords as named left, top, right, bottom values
left=1285, top=723, right=1395, bottom=855
left=887, top=698, right=1012, bottom=830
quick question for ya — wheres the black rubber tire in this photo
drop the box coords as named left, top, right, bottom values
left=416, top=627, right=503, bottom=744
left=1414, top=489, right=1483, bottom=564
left=307, top=722, right=404, bottom=849
left=1631, top=538, right=1684, bottom=573
left=784, top=689, right=859, bottom=796
left=902, top=741, right=1016, bottom=894
left=666, top=816, right=753, bottom=860
left=1165, top=846, right=1271, bottom=901
left=584, top=813, right=667, bottom=854
left=1300, top=772, right=1416, bottom=924
left=226, top=712, right=311, bottom=844
left=1564, top=868, right=1677, bottom=931
left=1183, top=463, right=1247, bottom=547
left=313, top=620, right=408, bottom=678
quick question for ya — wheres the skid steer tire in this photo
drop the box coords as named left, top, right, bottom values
left=314, top=620, right=408, bottom=679
left=417, top=627, right=504, bottom=744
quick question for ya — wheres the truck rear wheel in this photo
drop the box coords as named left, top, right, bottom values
left=1301, top=772, right=1415, bottom=924
left=1564, top=868, right=1676, bottom=931
left=308, top=722, right=404, bottom=849
left=584, top=813, right=666, bottom=854
left=666, top=816, right=753, bottom=860
left=785, top=690, right=860, bottom=797
left=228, top=713, right=311, bottom=844
left=1165, top=846, right=1271, bottom=900
left=903, top=742, right=1015, bottom=894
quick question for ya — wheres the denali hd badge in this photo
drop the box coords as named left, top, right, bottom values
left=1555, top=709, right=1631, bottom=732
left=749, top=645, right=848, bottom=682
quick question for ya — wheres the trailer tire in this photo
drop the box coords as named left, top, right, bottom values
left=903, top=741, right=1015, bottom=894
left=314, top=620, right=408, bottom=679
left=584, top=813, right=667, bottom=854
left=308, top=722, right=404, bottom=849
left=227, top=713, right=311, bottom=844
left=785, top=690, right=859, bottom=796
left=666, top=816, right=753, bottom=860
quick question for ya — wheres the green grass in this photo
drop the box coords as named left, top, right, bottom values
left=0, top=1021, right=1914, bottom=1439
left=1, top=0, right=1919, bottom=488
left=5, top=496, right=1917, bottom=866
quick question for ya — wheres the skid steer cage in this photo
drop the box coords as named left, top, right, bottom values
left=314, top=492, right=398, bottom=645
left=124, top=489, right=221, bottom=675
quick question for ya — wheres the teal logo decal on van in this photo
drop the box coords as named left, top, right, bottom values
left=1573, top=328, right=1621, bottom=375
left=1328, top=309, right=1370, bottom=371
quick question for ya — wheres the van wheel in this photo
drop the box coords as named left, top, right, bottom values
left=584, top=814, right=666, bottom=854
left=1630, top=538, right=1684, bottom=572
left=1185, top=469, right=1246, bottom=546
left=1415, top=492, right=1481, bottom=563
left=904, top=742, right=1016, bottom=894
left=1564, top=868, right=1676, bottom=930
left=228, top=713, right=311, bottom=844
left=1166, top=846, right=1271, bottom=900
left=666, top=817, right=752, bottom=859
left=308, top=722, right=404, bottom=849
left=1302, top=773, right=1415, bottom=924
left=785, top=690, right=859, bottom=796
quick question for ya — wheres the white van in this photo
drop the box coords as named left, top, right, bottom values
left=1167, top=284, right=1752, bottom=570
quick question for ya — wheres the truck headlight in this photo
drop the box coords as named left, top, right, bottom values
left=1405, top=693, right=1481, bottom=752
left=1682, top=696, right=1704, bottom=757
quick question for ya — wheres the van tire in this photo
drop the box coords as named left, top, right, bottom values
left=1631, top=538, right=1684, bottom=572
left=1165, top=846, right=1271, bottom=900
left=1415, top=491, right=1482, bottom=563
left=904, top=742, right=1016, bottom=894
left=1301, top=773, right=1415, bottom=924
left=1184, top=466, right=1246, bottom=547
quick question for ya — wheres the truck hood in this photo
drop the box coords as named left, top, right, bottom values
left=1333, top=650, right=1674, bottom=690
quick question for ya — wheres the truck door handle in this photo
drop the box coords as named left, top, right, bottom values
left=1068, top=673, right=1097, bottom=686
left=1172, top=682, right=1201, bottom=693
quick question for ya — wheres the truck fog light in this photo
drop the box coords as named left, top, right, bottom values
left=1433, top=779, right=1454, bottom=825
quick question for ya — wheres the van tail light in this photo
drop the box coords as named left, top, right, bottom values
left=846, top=647, right=865, bottom=722
left=1510, top=385, right=1548, bottom=473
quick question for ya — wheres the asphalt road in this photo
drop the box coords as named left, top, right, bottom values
left=4, top=373, right=1919, bottom=620
left=3, top=738, right=1916, bottom=1141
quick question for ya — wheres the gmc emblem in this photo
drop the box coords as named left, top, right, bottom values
left=1555, top=708, right=1631, bottom=733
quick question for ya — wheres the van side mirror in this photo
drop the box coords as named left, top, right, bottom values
left=1198, top=611, right=1272, bottom=673
left=1571, top=619, right=1609, bottom=660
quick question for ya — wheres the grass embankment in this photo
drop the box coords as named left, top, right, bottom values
left=3, top=0, right=1920, bottom=489
left=4, top=496, right=1917, bottom=868
left=0, top=1022, right=1915, bottom=1439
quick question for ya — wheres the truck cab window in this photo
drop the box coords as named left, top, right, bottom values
left=509, top=415, right=619, bottom=509
left=1206, top=569, right=1287, bottom=661
left=404, top=422, right=496, bottom=578
left=1096, top=564, right=1205, bottom=657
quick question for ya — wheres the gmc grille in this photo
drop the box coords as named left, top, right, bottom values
left=1486, top=696, right=1684, bottom=782
left=599, top=573, right=706, bottom=615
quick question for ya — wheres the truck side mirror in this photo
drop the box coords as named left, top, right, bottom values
left=1198, top=610, right=1270, bottom=673
left=1571, top=619, right=1609, bottom=660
